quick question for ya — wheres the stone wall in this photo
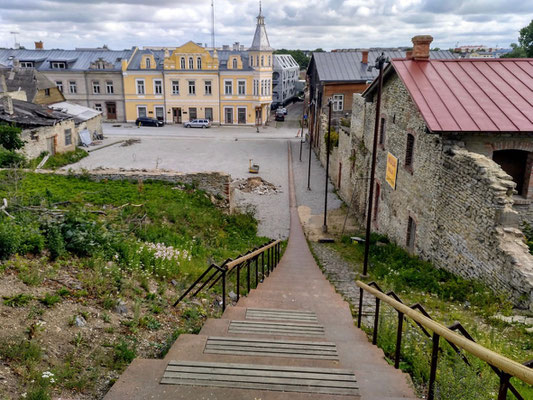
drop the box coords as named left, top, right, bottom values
left=44, top=169, right=234, bottom=211
left=21, top=119, right=78, bottom=159
left=326, top=73, right=533, bottom=309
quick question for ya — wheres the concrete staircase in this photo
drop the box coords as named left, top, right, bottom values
left=103, top=146, right=417, bottom=400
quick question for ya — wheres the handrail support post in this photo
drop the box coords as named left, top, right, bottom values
left=372, top=297, right=380, bottom=345
left=428, top=333, right=440, bottom=400
left=395, top=311, right=404, bottom=369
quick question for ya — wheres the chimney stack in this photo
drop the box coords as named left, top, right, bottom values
left=405, top=50, right=413, bottom=59
left=0, top=75, right=7, bottom=93
left=361, top=50, right=369, bottom=64
left=411, top=35, right=433, bottom=61
left=35, top=41, right=43, bottom=50
left=2, top=96, right=14, bottom=115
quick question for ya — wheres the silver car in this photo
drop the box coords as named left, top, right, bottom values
left=184, top=119, right=211, bottom=129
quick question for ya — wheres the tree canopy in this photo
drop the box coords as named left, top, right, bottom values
left=272, top=48, right=326, bottom=70
left=502, top=19, right=533, bottom=58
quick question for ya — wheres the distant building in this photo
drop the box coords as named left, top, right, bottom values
left=272, top=54, right=300, bottom=106
left=0, top=45, right=134, bottom=121
left=0, top=67, right=65, bottom=105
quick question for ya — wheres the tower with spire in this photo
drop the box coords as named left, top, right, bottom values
left=249, top=2, right=273, bottom=126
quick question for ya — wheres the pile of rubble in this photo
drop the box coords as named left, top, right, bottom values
left=235, top=177, right=282, bottom=195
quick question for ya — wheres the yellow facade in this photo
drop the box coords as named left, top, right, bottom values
left=122, top=28, right=273, bottom=126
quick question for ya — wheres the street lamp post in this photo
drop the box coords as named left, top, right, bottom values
left=307, top=100, right=315, bottom=190
left=323, top=98, right=333, bottom=233
left=362, top=53, right=386, bottom=276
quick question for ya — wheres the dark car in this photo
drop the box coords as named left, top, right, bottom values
left=271, top=102, right=281, bottom=110
left=135, top=117, right=164, bottom=127
left=275, top=109, right=285, bottom=121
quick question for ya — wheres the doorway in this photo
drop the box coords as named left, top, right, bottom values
left=493, top=150, right=529, bottom=196
left=172, top=107, right=182, bottom=124
left=46, top=136, right=56, bottom=156
left=105, top=102, right=117, bottom=120
left=255, top=107, right=262, bottom=126
left=238, top=108, right=246, bottom=124
left=225, top=108, right=233, bottom=124
left=155, top=106, right=164, bottom=122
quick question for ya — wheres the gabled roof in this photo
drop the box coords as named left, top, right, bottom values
left=249, top=10, right=273, bottom=51
left=388, top=58, right=533, bottom=133
left=0, top=68, right=58, bottom=102
left=311, top=50, right=456, bottom=83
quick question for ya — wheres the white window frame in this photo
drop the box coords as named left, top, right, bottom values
left=188, top=80, right=196, bottom=95
left=204, top=80, right=212, bottom=95
left=64, top=128, right=72, bottom=146
left=237, top=80, right=246, bottom=96
left=332, top=94, right=344, bottom=112
left=224, top=80, right=233, bottom=95
left=172, top=80, right=179, bottom=95
left=189, top=57, right=194, bottom=69
left=154, top=105, right=165, bottom=121
left=20, top=61, right=34, bottom=68
left=224, top=107, right=234, bottom=124
left=69, top=80, right=77, bottom=94
left=145, top=57, right=151, bottom=68
left=92, top=81, right=100, bottom=94
left=106, top=81, right=114, bottom=94
left=233, top=58, right=238, bottom=69
left=136, top=79, right=145, bottom=95
left=137, top=106, right=147, bottom=118
left=51, top=61, right=66, bottom=69
left=153, top=79, right=163, bottom=95
left=56, top=81, right=63, bottom=92
left=180, top=57, right=185, bottom=69
left=197, top=57, right=202, bottom=69
left=94, top=103, right=102, bottom=112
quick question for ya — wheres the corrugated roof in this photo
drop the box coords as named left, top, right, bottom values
left=50, top=101, right=101, bottom=121
left=0, top=49, right=134, bottom=71
left=312, top=50, right=456, bottom=82
left=0, top=98, right=72, bottom=127
left=391, top=58, right=533, bottom=133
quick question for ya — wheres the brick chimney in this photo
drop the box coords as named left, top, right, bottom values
left=2, top=96, right=14, bottom=115
left=405, top=50, right=413, bottom=59
left=361, top=50, right=368, bottom=64
left=411, top=35, right=433, bottom=61
left=35, top=41, right=44, bottom=50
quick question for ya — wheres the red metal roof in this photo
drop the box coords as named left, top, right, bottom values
left=391, top=58, right=533, bottom=133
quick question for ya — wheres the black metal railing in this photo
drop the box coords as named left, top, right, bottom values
left=357, top=281, right=533, bottom=400
left=174, top=239, right=282, bottom=311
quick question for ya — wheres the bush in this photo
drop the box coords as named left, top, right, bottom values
left=0, top=124, right=24, bottom=150
left=43, top=224, right=66, bottom=260
left=19, top=225, right=45, bottom=255
left=60, top=211, right=110, bottom=257
left=43, top=148, right=88, bottom=170
left=0, top=145, right=26, bottom=167
left=0, top=219, right=22, bottom=259
left=324, top=128, right=339, bottom=150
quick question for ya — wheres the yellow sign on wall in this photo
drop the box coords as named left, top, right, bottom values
left=386, top=152, right=398, bottom=189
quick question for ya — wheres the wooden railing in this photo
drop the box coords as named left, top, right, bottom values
left=357, top=280, right=533, bottom=400
left=174, top=240, right=282, bottom=311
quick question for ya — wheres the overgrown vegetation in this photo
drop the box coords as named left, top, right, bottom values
left=324, top=127, right=339, bottom=150
left=42, top=148, right=89, bottom=170
left=0, top=171, right=268, bottom=399
left=522, top=222, right=533, bottom=254
left=0, top=124, right=26, bottom=168
left=321, top=233, right=532, bottom=400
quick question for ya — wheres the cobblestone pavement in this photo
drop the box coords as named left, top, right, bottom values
left=309, top=242, right=376, bottom=323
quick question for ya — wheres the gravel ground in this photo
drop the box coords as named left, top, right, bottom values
left=309, top=242, right=375, bottom=323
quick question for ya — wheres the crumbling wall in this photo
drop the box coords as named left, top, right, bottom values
left=21, top=119, right=77, bottom=159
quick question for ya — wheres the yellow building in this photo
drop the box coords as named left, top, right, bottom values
left=122, top=8, right=273, bottom=126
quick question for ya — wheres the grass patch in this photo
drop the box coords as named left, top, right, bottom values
left=42, top=148, right=89, bottom=170
left=3, top=293, right=33, bottom=307
left=320, top=234, right=532, bottom=400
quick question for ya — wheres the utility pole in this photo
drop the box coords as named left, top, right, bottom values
left=322, top=98, right=332, bottom=233
left=211, top=0, right=215, bottom=48
left=307, top=100, right=314, bottom=190
left=362, top=53, right=386, bottom=276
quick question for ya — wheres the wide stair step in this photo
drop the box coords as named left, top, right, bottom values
left=228, top=320, right=325, bottom=337
left=161, top=360, right=360, bottom=396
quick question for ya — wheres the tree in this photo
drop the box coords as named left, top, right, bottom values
left=502, top=19, right=533, bottom=58
left=0, top=124, right=24, bottom=151
left=273, top=49, right=310, bottom=69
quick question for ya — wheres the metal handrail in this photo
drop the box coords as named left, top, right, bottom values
left=356, top=280, right=533, bottom=400
left=174, top=239, right=282, bottom=311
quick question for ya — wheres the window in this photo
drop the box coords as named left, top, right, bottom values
left=197, top=57, right=202, bottom=69
left=260, top=80, right=264, bottom=96
left=204, top=80, right=212, bottom=95
left=189, top=57, right=194, bottom=69
left=154, top=79, right=162, bottom=95
left=406, top=216, right=416, bottom=251
left=64, top=129, right=72, bottom=145
left=145, top=58, right=151, bottom=68
left=51, top=61, right=66, bottom=69
left=95, top=103, right=102, bottom=112
left=250, top=57, right=253, bottom=67
left=224, top=80, right=233, bottom=95
left=238, top=107, right=246, bottom=124
left=20, top=61, right=33, bottom=68
left=205, top=107, right=213, bottom=121
left=188, top=81, right=195, bottom=95
left=261, top=55, right=264, bottom=66
left=180, top=57, right=185, bottom=69
left=268, top=55, right=271, bottom=66
left=136, top=79, right=145, bottom=95
left=405, top=133, right=415, bottom=169
left=189, top=107, right=197, bottom=120
left=238, top=80, right=246, bottom=95
left=256, top=55, right=259, bottom=66
left=233, top=58, right=238, bottom=69
left=172, top=80, right=179, bottom=95
left=69, top=81, right=77, bottom=94
left=44, top=88, right=50, bottom=96
left=253, top=79, right=258, bottom=96
left=332, top=94, right=344, bottom=111
left=92, top=81, right=100, bottom=94
left=106, top=81, right=114, bottom=94
left=379, top=118, right=386, bottom=146
left=137, top=106, right=147, bottom=118
left=56, top=81, right=63, bottom=92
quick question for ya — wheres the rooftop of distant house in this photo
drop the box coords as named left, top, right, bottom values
left=0, top=97, right=72, bottom=127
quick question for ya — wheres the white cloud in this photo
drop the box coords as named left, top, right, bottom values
left=0, top=0, right=530, bottom=50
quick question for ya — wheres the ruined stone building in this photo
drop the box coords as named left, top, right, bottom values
left=326, top=36, right=533, bottom=308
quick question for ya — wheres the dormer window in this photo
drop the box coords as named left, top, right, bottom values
left=189, top=57, right=194, bottom=69
left=20, top=61, right=34, bottom=68
left=145, top=58, right=151, bottom=68
left=51, top=61, right=66, bottom=69
left=181, top=57, right=185, bottom=69
left=232, top=58, right=238, bottom=69
left=197, top=57, right=202, bottom=69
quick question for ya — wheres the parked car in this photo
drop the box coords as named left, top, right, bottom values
left=279, top=107, right=287, bottom=115
left=275, top=110, right=285, bottom=121
left=184, top=119, right=211, bottom=129
left=135, top=117, right=164, bottom=127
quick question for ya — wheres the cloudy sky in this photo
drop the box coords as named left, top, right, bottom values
left=0, top=0, right=531, bottom=51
